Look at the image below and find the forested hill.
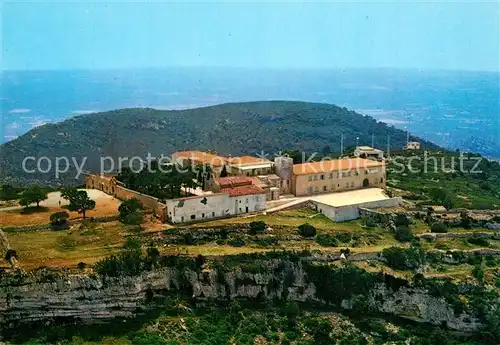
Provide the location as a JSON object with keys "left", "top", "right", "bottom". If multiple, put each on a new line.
{"left": 0, "top": 101, "right": 437, "bottom": 186}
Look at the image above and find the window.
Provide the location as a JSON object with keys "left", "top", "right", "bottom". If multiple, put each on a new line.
{"left": 380, "top": 178, "right": 384, "bottom": 183}
{"left": 202, "top": 213, "right": 205, "bottom": 218}
{"left": 313, "top": 175, "right": 318, "bottom": 181}
{"left": 245, "top": 198, "right": 248, "bottom": 204}
{"left": 320, "top": 174, "right": 324, "bottom": 180}
{"left": 323, "top": 186, "right": 327, "bottom": 191}
{"left": 181, "top": 216, "right": 184, "bottom": 222}
{"left": 239, "top": 200, "right": 241, "bottom": 203}
{"left": 308, "top": 176, "right": 312, "bottom": 181}
{"left": 212, "top": 212, "right": 215, "bottom": 217}
{"left": 190, "top": 215, "right": 196, "bottom": 220}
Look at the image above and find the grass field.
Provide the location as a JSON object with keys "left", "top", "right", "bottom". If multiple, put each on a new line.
{"left": 7, "top": 221, "right": 127, "bottom": 270}
{"left": 4, "top": 206, "right": 499, "bottom": 272}
{"left": 0, "top": 191, "right": 121, "bottom": 227}
{"left": 190, "top": 208, "right": 364, "bottom": 232}
{"left": 0, "top": 205, "right": 120, "bottom": 227}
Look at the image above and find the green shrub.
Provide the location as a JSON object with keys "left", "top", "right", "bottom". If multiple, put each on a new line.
{"left": 315, "top": 234, "right": 339, "bottom": 247}
{"left": 228, "top": 238, "right": 246, "bottom": 247}
{"left": 123, "top": 237, "right": 142, "bottom": 251}
{"left": 118, "top": 198, "right": 143, "bottom": 223}
{"left": 146, "top": 247, "right": 160, "bottom": 263}
{"left": 334, "top": 232, "right": 352, "bottom": 243}
{"left": 394, "top": 226, "right": 413, "bottom": 242}
{"left": 249, "top": 221, "right": 266, "bottom": 235}
{"left": 252, "top": 237, "right": 278, "bottom": 247}
{"left": 431, "top": 222, "right": 448, "bottom": 233}
{"left": 472, "top": 266, "right": 484, "bottom": 282}
{"left": 382, "top": 246, "right": 424, "bottom": 270}
{"left": 4, "top": 249, "right": 17, "bottom": 261}
{"left": 361, "top": 216, "right": 377, "bottom": 228}
{"left": 467, "top": 237, "right": 490, "bottom": 247}
{"left": 298, "top": 223, "right": 317, "bottom": 237}
{"left": 123, "top": 212, "right": 143, "bottom": 225}
{"left": 394, "top": 214, "right": 411, "bottom": 227}
{"left": 50, "top": 211, "right": 70, "bottom": 224}
{"left": 50, "top": 211, "right": 70, "bottom": 230}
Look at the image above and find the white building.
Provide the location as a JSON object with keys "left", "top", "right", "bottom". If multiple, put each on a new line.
{"left": 354, "top": 146, "right": 384, "bottom": 160}
{"left": 406, "top": 142, "right": 421, "bottom": 150}
{"left": 308, "top": 188, "right": 403, "bottom": 222}
{"left": 164, "top": 177, "right": 266, "bottom": 224}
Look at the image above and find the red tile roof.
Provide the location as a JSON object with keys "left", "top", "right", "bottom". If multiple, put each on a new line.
{"left": 221, "top": 184, "right": 265, "bottom": 197}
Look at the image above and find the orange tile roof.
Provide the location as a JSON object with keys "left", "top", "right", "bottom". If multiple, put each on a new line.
{"left": 221, "top": 184, "right": 265, "bottom": 197}
{"left": 293, "top": 158, "right": 385, "bottom": 176}
{"left": 174, "top": 151, "right": 227, "bottom": 167}
{"left": 215, "top": 176, "right": 254, "bottom": 188}
{"left": 227, "top": 155, "right": 271, "bottom": 165}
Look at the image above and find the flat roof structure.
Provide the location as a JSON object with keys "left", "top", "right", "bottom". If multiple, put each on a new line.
{"left": 310, "top": 188, "right": 390, "bottom": 207}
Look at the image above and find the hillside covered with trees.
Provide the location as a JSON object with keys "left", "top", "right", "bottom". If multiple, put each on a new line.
{"left": 0, "top": 101, "right": 436, "bottom": 186}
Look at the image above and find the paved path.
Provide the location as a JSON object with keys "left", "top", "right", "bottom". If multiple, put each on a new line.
{"left": 265, "top": 197, "right": 310, "bottom": 213}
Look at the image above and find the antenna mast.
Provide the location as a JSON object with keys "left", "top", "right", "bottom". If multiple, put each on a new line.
{"left": 387, "top": 135, "right": 391, "bottom": 158}
{"left": 340, "top": 133, "right": 344, "bottom": 156}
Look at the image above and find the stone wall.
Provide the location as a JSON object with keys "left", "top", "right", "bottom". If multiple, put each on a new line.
{"left": 115, "top": 185, "right": 161, "bottom": 211}
{"left": 85, "top": 174, "right": 165, "bottom": 221}
{"left": 2, "top": 215, "right": 121, "bottom": 233}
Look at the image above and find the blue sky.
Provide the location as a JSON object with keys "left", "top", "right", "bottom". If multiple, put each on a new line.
{"left": 2, "top": 1, "right": 499, "bottom": 71}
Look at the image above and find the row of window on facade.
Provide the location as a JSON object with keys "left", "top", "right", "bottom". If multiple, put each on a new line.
{"left": 306, "top": 169, "right": 378, "bottom": 182}
{"left": 177, "top": 206, "right": 253, "bottom": 223}
{"left": 307, "top": 178, "right": 384, "bottom": 194}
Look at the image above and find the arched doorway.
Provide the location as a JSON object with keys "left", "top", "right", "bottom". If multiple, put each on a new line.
{"left": 363, "top": 178, "right": 370, "bottom": 187}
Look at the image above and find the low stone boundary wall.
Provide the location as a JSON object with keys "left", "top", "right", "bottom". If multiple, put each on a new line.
{"left": 2, "top": 215, "right": 121, "bottom": 233}
{"left": 419, "top": 232, "right": 500, "bottom": 240}
{"left": 85, "top": 174, "right": 166, "bottom": 221}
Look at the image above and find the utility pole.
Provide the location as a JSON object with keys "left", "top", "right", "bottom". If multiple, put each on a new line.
{"left": 371, "top": 133, "right": 375, "bottom": 148}
{"left": 340, "top": 133, "right": 344, "bottom": 156}
{"left": 387, "top": 135, "right": 391, "bottom": 158}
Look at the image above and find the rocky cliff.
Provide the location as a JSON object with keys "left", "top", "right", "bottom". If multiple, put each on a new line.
{"left": 0, "top": 255, "right": 487, "bottom": 334}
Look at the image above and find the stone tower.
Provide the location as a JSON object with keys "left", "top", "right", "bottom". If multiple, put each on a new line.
{"left": 274, "top": 156, "right": 294, "bottom": 194}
